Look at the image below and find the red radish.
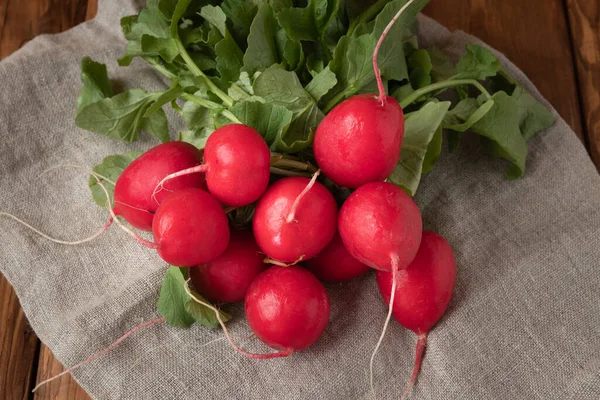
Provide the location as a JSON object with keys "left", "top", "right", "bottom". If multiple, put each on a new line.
{"left": 113, "top": 141, "right": 205, "bottom": 231}
{"left": 338, "top": 181, "right": 422, "bottom": 396}
{"left": 152, "top": 188, "right": 230, "bottom": 266}
{"left": 189, "top": 230, "right": 265, "bottom": 303}
{"left": 313, "top": 94, "right": 404, "bottom": 188}
{"left": 313, "top": 0, "right": 419, "bottom": 190}
{"left": 305, "top": 233, "right": 370, "bottom": 282}
{"left": 155, "top": 124, "right": 271, "bottom": 207}
{"left": 339, "top": 182, "right": 422, "bottom": 272}
{"left": 377, "top": 231, "right": 456, "bottom": 400}
{"left": 252, "top": 174, "right": 337, "bottom": 263}
{"left": 245, "top": 266, "right": 330, "bottom": 351}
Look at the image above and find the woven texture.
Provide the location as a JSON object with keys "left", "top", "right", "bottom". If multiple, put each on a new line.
{"left": 1, "top": 1, "right": 599, "bottom": 399}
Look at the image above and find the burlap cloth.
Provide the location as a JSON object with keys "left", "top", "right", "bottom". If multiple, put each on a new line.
{"left": 1, "top": 1, "right": 599, "bottom": 399}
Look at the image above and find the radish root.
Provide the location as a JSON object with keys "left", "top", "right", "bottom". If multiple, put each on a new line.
{"left": 373, "top": 0, "right": 416, "bottom": 105}
{"left": 369, "top": 254, "right": 399, "bottom": 399}
{"left": 31, "top": 317, "right": 165, "bottom": 393}
{"left": 285, "top": 169, "right": 321, "bottom": 223}
{"left": 0, "top": 213, "right": 113, "bottom": 245}
{"left": 152, "top": 164, "right": 209, "bottom": 204}
{"left": 92, "top": 176, "right": 159, "bottom": 250}
{"left": 184, "top": 279, "right": 293, "bottom": 360}
{"left": 400, "top": 333, "right": 428, "bottom": 400}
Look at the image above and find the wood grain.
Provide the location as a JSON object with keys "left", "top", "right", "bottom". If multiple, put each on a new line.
{"left": 34, "top": 345, "right": 90, "bottom": 400}
{"left": 0, "top": 0, "right": 91, "bottom": 59}
{"left": 0, "top": 277, "right": 39, "bottom": 400}
{"left": 566, "top": 0, "right": 600, "bottom": 167}
{"left": 1, "top": 1, "right": 96, "bottom": 399}
{"left": 423, "top": 0, "right": 586, "bottom": 143}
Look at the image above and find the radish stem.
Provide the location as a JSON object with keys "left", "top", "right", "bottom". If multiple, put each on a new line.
{"left": 400, "top": 79, "right": 493, "bottom": 109}
{"left": 285, "top": 170, "right": 321, "bottom": 223}
{"left": 373, "top": 0, "right": 416, "bottom": 105}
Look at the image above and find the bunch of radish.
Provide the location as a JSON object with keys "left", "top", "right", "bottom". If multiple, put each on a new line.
{"left": 14, "top": 2, "right": 457, "bottom": 398}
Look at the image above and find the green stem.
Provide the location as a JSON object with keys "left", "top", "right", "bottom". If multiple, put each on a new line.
{"left": 323, "top": 86, "right": 357, "bottom": 113}
{"left": 222, "top": 110, "right": 242, "bottom": 124}
{"left": 143, "top": 57, "right": 177, "bottom": 80}
{"left": 179, "top": 93, "right": 241, "bottom": 124}
{"left": 180, "top": 93, "right": 222, "bottom": 110}
{"left": 347, "top": 0, "right": 389, "bottom": 36}
{"left": 176, "top": 41, "right": 234, "bottom": 107}
{"left": 399, "top": 79, "right": 493, "bottom": 109}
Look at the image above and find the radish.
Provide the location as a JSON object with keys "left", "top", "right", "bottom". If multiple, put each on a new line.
{"left": 189, "top": 230, "right": 265, "bottom": 303}
{"left": 376, "top": 231, "right": 456, "bottom": 400}
{"left": 114, "top": 141, "right": 205, "bottom": 231}
{"left": 312, "top": 1, "right": 419, "bottom": 189}
{"left": 155, "top": 124, "right": 271, "bottom": 207}
{"left": 245, "top": 266, "right": 330, "bottom": 352}
{"left": 338, "top": 181, "right": 422, "bottom": 396}
{"left": 152, "top": 188, "right": 230, "bottom": 266}
{"left": 252, "top": 173, "right": 338, "bottom": 263}
{"left": 305, "top": 233, "right": 370, "bottom": 282}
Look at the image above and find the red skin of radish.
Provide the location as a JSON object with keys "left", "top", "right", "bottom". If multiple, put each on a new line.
{"left": 313, "top": 94, "right": 404, "bottom": 189}
{"left": 203, "top": 124, "right": 271, "bottom": 207}
{"left": 152, "top": 188, "right": 230, "bottom": 267}
{"left": 338, "top": 182, "right": 422, "bottom": 272}
{"left": 114, "top": 142, "right": 205, "bottom": 231}
{"left": 189, "top": 230, "right": 265, "bottom": 303}
{"left": 376, "top": 231, "right": 456, "bottom": 334}
{"left": 305, "top": 234, "right": 370, "bottom": 282}
{"left": 245, "top": 266, "right": 330, "bottom": 351}
{"left": 376, "top": 231, "right": 456, "bottom": 398}
{"left": 252, "top": 177, "right": 338, "bottom": 263}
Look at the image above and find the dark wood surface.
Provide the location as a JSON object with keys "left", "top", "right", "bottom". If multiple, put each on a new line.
{"left": 0, "top": 0, "right": 598, "bottom": 399}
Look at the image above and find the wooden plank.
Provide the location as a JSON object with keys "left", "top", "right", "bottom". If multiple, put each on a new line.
{"left": 0, "top": 0, "right": 91, "bottom": 59}
{"left": 34, "top": 345, "right": 90, "bottom": 400}
{"left": 565, "top": 0, "right": 600, "bottom": 168}
{"left": 0, "top": 1, "right": 96, "bottom": 398}
{"left": 423, "top": 0, "right": 586, "bottom": 143}
{"left": 0, "top": 276, "right": 39, "bottom": 400}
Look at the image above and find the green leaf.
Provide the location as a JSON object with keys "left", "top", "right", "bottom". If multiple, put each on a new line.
{"left": 75, "top": 89, "right": 160, "bottom": 143}
{"left": 88, "top": 151, "right": 143, "bottom": 208}
{"left": 445, "top": 98, "right": 495, "bottom": 132}
{"left": 182, "top": 97, "right": 217, "bottom": 148}
{"left": 408, "top": 49, "right": 432, "bottom": 89}
{"left": 133, "top": 1, "right": 171, "bottom": 39}
{"left": 231, "top": 100, "right": 293, "bottom": 145}
{"left": 470, "top": 91, "right": 528, "bottom": 178}
{"left": 158, "top": 267, "right": 196, "bottom": 328}
{"left": 388, "top": 101, "right": 451, "bottom": 195}
{"left": 253, "top": 66, "right": 324, "bottom": 151}
{"left": 305, "top": 66, "right": 338, "bottom": 102}
{"left": 222, "top": 0, "right": 261, "bottom": 43}
{"left": 141, "top": 35, "right": 180, "bottom": 62}
{"left": 140, "top": 108, "right": 171, "bottom": 143}
{"left": 277, "top": 0, "right": 339, "bottom": 42}
{"left": 77, "top": 57, "right": 113, "bottom": 113}
{"left": 242, "top": 4, "right": 280, "bottom": 76}
{"left": 512, "top": 86, "right": 554, "bottom": 140}
{"left": 144, "top": 80, "right": 184, "bottom": 117}
{"left": 427, "top": 47, "right": 454, "bottom": 81}
{"left": 199, "top": 5, "right": 227, "bottom": 36}
{"left": 422, "top": 123, "right": 442, "bottom": 174}
{"left": 171, "top": 0, "right": 193, "bottom": 38}
{"left": 184, "top": 287, "right": 231, "bottom": 329}
{"left": 453, "top": 44, "right": 501, "bottom": 81}
{"left": 215, "top": 30, "right": 245, "bottom": 83}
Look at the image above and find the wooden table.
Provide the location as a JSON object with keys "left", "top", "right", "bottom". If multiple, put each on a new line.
{"left": 0, "top": 0, "right": 598, "bottom": 399}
